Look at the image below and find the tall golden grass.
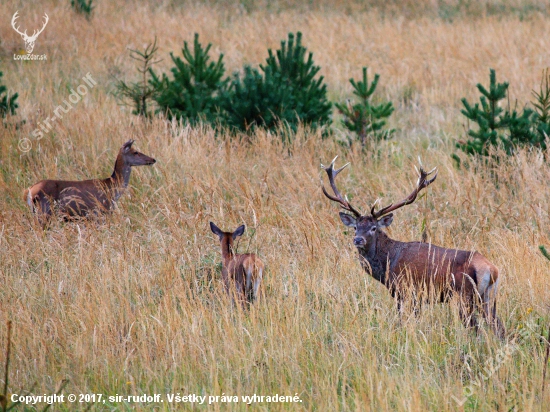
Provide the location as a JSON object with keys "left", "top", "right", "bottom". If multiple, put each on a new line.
{"left": 1, "top": 1, "right": 550, "bottom": 410}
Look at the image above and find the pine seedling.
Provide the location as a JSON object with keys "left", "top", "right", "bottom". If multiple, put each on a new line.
{"left": 540, "top": 245, "right": 550, "bottom": 261}
{"left": 71, "top": 0, "right": 94, "bottom": 20}
{"left": 459, "top": 69, "right": 509, "bottom": 155}
{"left": 539, "top": 245, "right": 550, "bottom": 396}
{"left": 115, "top": 38, "right": 162, "bottom": 118}
{"left": 531, "top": 68, "right": 550, "bottom": 147}
{"left": 459, "top": 68, "right": 541, "bottom": 156}
{"left": 149, "top": 33, "right": 228, "bottom": 125}
{"left": 503, "top": 105, "right": 538, "bottom": 152}
{"left": 0, "top": 71, "right": 18, "bottom": 118}
{"left": 223, "top": 32, "right": 331, "bottom": 137}
{"left": 222, "top": 65, "right": 289, "bottom": 133}
{"left": 261, "top": 32, "right": 332, "bottom": 132}
{"left": 335, "top": 67, "right": 394, "bottom": 147}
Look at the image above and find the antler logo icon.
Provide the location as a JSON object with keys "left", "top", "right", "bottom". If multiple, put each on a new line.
{"left": 11, "top": 11, "right": 49, "bottom": 54}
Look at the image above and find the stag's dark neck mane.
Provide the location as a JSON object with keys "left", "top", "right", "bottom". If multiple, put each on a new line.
{"left": 357, "top": 229, "right": 407, "bottom": 285}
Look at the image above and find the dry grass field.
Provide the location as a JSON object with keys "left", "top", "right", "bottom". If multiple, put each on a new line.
{"left": 1, "top": 0, "right": 550, "bottom": 410}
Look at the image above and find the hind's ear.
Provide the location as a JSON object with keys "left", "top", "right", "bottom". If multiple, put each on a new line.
{"left": 233, "top": 225, "right": 245, "bottom": 239}
{"left": 123, "top": 140, "right": 135, "bottom": 152}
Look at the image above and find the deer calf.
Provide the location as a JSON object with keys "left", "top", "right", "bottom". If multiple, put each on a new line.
{"left": 321, "top": 157, "right": 504, "bottom": 337}
{"left": 24, "top": 140, "right": 156, "bottom": 225}
{"left": 210, "top": 222, "right": 264, "bottom": 306}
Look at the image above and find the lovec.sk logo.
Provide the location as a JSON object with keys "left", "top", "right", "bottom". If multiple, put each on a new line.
{"left": 11, "top": 11, "right": 49, "bottom": 60}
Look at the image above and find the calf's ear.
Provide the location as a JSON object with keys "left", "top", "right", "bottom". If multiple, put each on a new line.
{"left": 122, "top": 140, "right": 135, "bottom": 152}
{"left": 210, "top": 222, "right": 224, "bottom": 239}
{"left": 233, "top": 225, "right": 245, "bottom": 239}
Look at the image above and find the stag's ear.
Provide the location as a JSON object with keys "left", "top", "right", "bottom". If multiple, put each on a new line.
{"left": 123, "top": 140, "right": 135, "bottom": 152}
{"left": 233, "top": 225, "right": 245, "bottom": 239}
{"left": 339, "top": 212, "right": 357, "bottom": 228}
{"left": 378, "top": 214, "right": 394, "bottom": 228}
{"left": 210, "top": 222, "right": 224, "bottom": 239}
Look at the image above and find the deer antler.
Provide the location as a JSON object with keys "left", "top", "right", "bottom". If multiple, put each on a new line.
{"left": 321, "top": 156, "right": 361, "bottom": 217}
{"left": 371, "top": 165, "right": 437, "bottom": 219}
{"left": 11, "top": 11, "right": 27, "bottom": 38}
{"left": 29, "top": 13, "right": 49, "bottom": 40}
{"left": 11, "top": 12, "right": 48, "bottom": 41}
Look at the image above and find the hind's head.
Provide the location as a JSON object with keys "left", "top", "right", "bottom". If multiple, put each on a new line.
{"left": 120, "top": 140, "right": 156, "bottom": 166}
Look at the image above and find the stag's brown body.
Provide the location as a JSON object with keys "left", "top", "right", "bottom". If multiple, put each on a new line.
{"left": 24, "top": 140, "right": 155, "bottom": 224}
{"left": 322, "top": 157, "right": 503, "bottom": 337}
{"left": 357, "top": 225, "right": 499, "bottom": 308}
{"left": 210, "top": 222, "right": 264, "bottom": 305}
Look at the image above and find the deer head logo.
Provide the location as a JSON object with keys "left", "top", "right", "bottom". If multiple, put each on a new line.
{"left": 11, "top": 11, "right": 49, "bottom": 54}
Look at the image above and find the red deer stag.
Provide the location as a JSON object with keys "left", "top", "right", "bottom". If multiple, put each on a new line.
{"left": 24, "top": 140, "right": 156, "bottom": 225}
{"left": 210, "top": 222, "right": 264, "bottom": 307}
{"left": 321, "top": 156, "right": 504, "bottom": 337}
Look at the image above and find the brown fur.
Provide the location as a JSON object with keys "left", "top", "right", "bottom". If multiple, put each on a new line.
{"left": 322, "top": 158, "right": 504, "bottom": 337}
{"left": 24, "top": 140, "right": 155, "bottom": 226}
{"left": 342, "top": 212, "right": 504, "bottom": 338}
{"left": 210, "top": 222, "right": 264, "bottom": 306}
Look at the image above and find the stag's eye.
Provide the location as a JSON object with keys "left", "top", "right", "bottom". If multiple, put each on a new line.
{"left": 370, "top": 227, "right": 376, "bottom": 232}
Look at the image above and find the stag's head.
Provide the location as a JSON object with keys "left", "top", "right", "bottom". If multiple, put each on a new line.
{"left": 339, "top": 213, "right": 394, "bottom": 248}
{"left": 11, "top": 11, "right": 49, "bottom": 54}
{"left": 120, "top": 140, "right": 156, "bottom": 166}
{"left": 321, "top": 156, "right": 437, "bottom": 250}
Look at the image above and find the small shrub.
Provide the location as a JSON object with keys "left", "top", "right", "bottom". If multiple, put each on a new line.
{"left": 531, "top": 69, "right": 550, "bottom": 142}
{"left": 149, "top": 34, "right": 228, "bottom": 125}
{"left": 540, "top": 245, "right": 550, "bottom": 261}
{"left": 223, "top": 32, "right": 331, "bottom": 135}
{"left": 335, "top": 67, "right": 394, "bottom": 147}
{"left": 115, "top": 38, "right": 161, "bottom": 118}
{"left": 71, "top": 0, "right": 94, "bottom": 20}
{"left": 459, "top": 69, "right": 511, "bottom": 155}
{"left": 222, "top": 65, "right": 287, "bottom": 132}
{"left": 261, "top": 32, "right": 331, "bottom": 131}
{"left": 459, "top": 68, "right": 546, "bottom": 156}
{"left": 0, "top": 71, "right": 18, "bottom": 118}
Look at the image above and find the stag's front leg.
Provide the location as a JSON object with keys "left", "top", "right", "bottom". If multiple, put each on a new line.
{"left": 412, "top": 297, "right": 422, "bottom": 317}
{"left": 395, "top": 296, "right": 422, "bottom": 324}
{"left": 393, "top": 290, "right": 407, "bottom": 324}
{"left": 396, "top": 298, "right": 403, "bottom": 316}
{"left": 397, "top": 296, "right": 405, "bottom": 326}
